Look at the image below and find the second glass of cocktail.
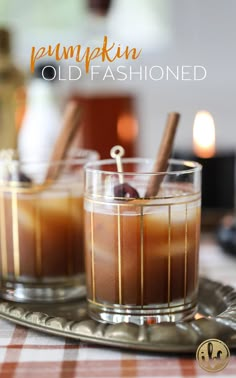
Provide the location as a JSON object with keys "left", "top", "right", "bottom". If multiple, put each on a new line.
{"left": 0, "top": 148, "right": 99, "bottom": 302}
{"left": 84, "top": 156, "right": 202, "bottom": 325}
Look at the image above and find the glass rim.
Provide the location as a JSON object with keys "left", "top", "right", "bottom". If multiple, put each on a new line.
{"left": 0, "top": 148, "right": 99, "bottom": 168}
{"left": 85, "top": 158, "right": 202, "bottom": 176}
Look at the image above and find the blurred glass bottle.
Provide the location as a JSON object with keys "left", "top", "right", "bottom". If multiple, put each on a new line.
{"left": 0, "top": 28, "right": 25, "bottom": 149}
{"left": 70, "top": 0, "right": 138, "bottom": 158}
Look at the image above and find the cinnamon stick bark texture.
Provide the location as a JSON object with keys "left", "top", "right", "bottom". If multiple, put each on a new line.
{"left": 145, "top": 112, "right": 180, "bottom": 198}
{"left": 46, "top": 101, "right": 81, "bottom": 181}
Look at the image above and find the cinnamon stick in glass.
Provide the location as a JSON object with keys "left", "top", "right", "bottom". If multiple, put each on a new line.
{"left": 46, "top": 101, "right": 81, "bottom": 181}
{"left": 145, "top": 112, "right": 180, "bottom": 198}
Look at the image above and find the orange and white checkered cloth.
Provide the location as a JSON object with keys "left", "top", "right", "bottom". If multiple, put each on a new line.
{"left": 0, "top": 235, "right": 236, "bottom": 378}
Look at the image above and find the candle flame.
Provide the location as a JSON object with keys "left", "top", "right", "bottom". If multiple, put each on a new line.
{"left": 193, "top": 111, "right": 216, "bottom": 158}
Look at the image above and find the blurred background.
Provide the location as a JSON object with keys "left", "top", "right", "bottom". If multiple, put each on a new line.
{"left": 1, "top": 0, "right": 236, "bottom": 153}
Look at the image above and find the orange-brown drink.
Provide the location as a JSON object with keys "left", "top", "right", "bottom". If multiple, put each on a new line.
{"left": 84, "top": 158, "right": 202, "bottom": 324}
{"left": 0, "top": 149, "right": 98, "bottom": 302}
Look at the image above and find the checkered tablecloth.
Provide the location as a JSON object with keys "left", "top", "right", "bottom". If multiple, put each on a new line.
{"left": 0, "top": 234, "right": 236, "bottom": 378}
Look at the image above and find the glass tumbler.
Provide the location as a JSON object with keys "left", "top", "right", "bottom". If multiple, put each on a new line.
{"left": 0, "top": 149, "right": 98, "bottom": 302}
{"left": 84, "top": 158, "right": 202, "bottom": 324}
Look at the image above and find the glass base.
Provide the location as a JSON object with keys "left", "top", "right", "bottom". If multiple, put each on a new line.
{"left": 88, "top": 299, "right": 197, "bottom": 325}
{"left": 0, "top": 274, "right": 86, "bottom": 303}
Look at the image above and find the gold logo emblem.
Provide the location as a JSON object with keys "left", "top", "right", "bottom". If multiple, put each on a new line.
{"left": 196, "top": 339, "right": 230, "bottom": 372}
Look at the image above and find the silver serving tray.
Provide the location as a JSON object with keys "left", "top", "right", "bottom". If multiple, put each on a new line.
{"left": 0, "top": 277, "right": 236, "bottom": 353}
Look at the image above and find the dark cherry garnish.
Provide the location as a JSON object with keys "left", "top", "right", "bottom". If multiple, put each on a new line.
{"left": 114, "top": 183, "right": 140, "bottom": 199}
{"left": 18, "top": 171, "right": 32, "bottom": 183}
{"left": 9, "top": 170, "right": 32, "bottom": 184}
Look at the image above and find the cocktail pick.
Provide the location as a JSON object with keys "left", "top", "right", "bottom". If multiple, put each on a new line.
{"left": 110, "top": 145, "right": 125, "bottom": 184}
{"left": 110, "top": 145, "right": 139, "bottom": 198}
{"left": 0, "top": 149, "right": 31, "bottom": 185}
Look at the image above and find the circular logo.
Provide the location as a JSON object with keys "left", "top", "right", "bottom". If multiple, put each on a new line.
{"left": 196, "top": 339, "right": 230, "bottom": 372}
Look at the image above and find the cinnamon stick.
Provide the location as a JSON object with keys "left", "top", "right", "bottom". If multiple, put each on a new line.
{"left": 46, "top": 100, "right": 81, "bottom": 181}
{"left": 145, "top": 112, "right": 180, "bottom": 198}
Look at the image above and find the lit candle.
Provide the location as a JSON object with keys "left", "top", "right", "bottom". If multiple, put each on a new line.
{"left": 174, "top": 110, "right": 235, "bottom": 217}
{"left": 193, "top": 110, "right": 216, "bottom": 158}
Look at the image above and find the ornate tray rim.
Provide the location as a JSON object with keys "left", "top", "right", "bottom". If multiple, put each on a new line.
{"left": 0, "top": 277, "right": 236, "bottom": 353}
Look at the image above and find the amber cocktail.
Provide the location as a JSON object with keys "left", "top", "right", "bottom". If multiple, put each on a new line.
{"left": 0, "top": 149, "right": 98, "bottom": 302}
{"left": 84, "top": 159, "right": 202, "bottom": 324}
